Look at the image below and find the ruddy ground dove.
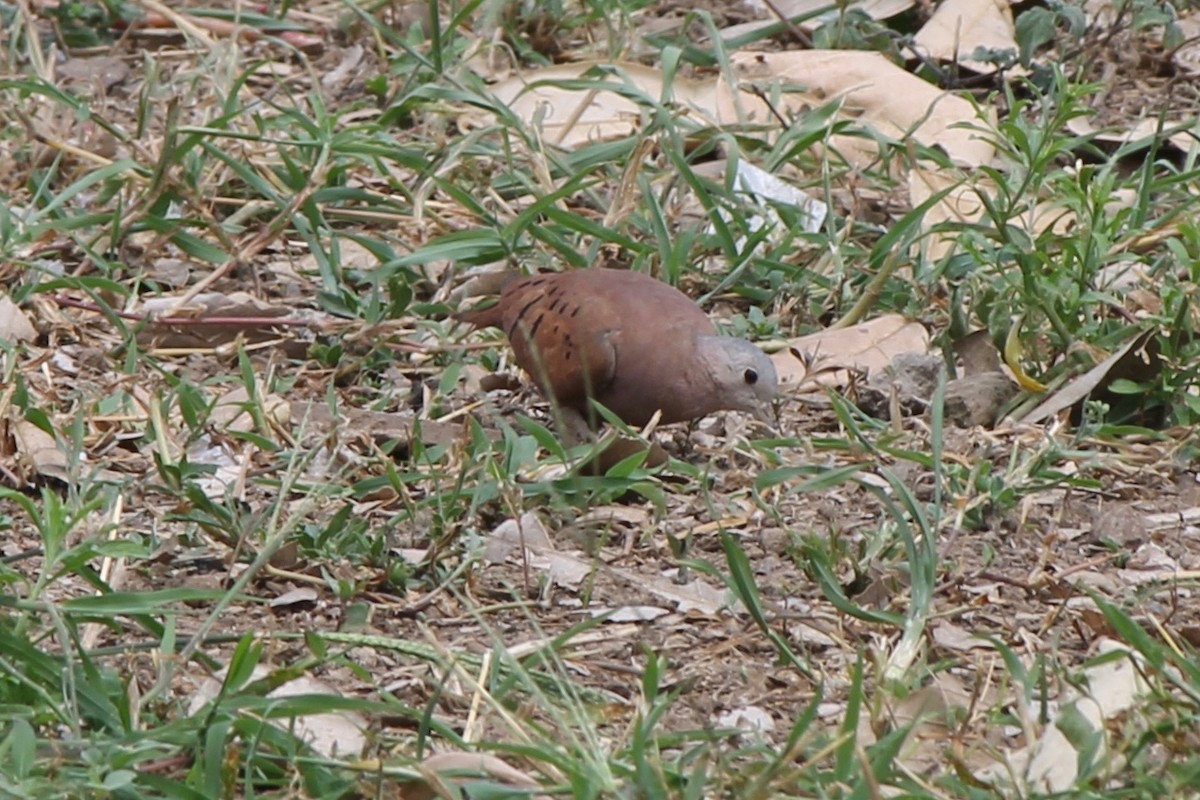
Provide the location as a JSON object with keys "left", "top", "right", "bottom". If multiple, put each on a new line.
{"left": 457, "top": 269, "right": 778, "bottom": 432}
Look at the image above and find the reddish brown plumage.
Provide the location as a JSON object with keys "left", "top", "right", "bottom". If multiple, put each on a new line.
{"left": 457, "top": 269, "right": 782, "bottom": 429}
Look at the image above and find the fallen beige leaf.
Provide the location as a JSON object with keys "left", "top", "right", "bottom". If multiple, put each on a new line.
{"left": 189, "top": 668, "right": 367, "bottom": 759}
{"left": 0, "top": 296, "right": 37, "bottom": 343}
{"left": 979, "top": 640, "right": 1147, "bottom": 791}
{"left": 772, "top": 314, "right": 930, "bottom": 391}
{"left": 914, "top": 0, "right": 1020, "bottom": 74}
{"left": 463, "top": 62, "right": 718, "bottom": 149}
{"left": 715, "top": 51, "right": 995, "bottom": 168}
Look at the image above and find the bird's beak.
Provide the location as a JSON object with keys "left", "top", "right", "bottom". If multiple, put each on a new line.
{"left": 751, "top": 398, "right": 779, "bottom": 428}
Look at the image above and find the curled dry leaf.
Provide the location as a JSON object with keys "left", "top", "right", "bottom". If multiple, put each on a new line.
{"left": 979, "top": 640, "right": 1146, "bottom": 791}
{"left": 1171, "top": 13, "right": 1200, "bottom": 75}
{"left": 718, "top": 0, "right": 916, "bottom": 40}
{"left": 189, "top": 668, "right": 367, "bottom": 759}
{"left": 211, "top": 383, "right": 291, "bottom": 434}
{"left": 12, "top": 419, "right": 122, "bottom": 484}
{"left": 0, "top": 296, "right": 37, "bottom": 343}
{"left": 1016, "top": 328, "right": 1161, "bottom": 425}
{"left": 913, "top": 0, "right": 1020, "bottom": 74}
{"left": 269, "top": 585, "right": 319, "bottom": 609}
{"left": 884, "top": 672, "right": 972, "bottom": 773}
{"left": 593, "top": 605, "right": 671, "bottom": 622}
{"left": 908, "top": 167, "right": 988, "bottom": 262}
{"left": 716, "top": 705, "right": 776, "bottom": 738}
{"left": 462, "top": 62, "right": 718, "bottom": 149}
{"left": 772, "top": 314, "right": 929, "bottom": 392}
{"left": 953, "top": 330, "right": 1002, "bottom": 377}
{"left": 405, "top": 752, "right": 546, "bottom": 800}
{"left": 716, "top": 51, "right": 995, "bottom": 168}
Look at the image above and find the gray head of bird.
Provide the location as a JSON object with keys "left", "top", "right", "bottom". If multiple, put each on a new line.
{"left": 699, "top": 336, "right": 779, "bottom": 423}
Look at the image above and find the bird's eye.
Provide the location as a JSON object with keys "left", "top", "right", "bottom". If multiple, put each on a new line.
{"left": 743, "top": 368, "right": 758, "bottom": 385}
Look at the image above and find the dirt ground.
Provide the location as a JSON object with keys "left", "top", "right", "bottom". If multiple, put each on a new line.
{"left": 4, "top": 0, "right": 1200, "bottom": 789}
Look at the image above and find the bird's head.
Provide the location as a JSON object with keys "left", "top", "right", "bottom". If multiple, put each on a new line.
{"left": 702, "top": 337, "right": 779, "bottom": 424}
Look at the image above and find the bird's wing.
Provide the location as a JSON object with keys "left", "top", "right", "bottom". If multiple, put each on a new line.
{"left": 501, "top": 276, "right": 618, "bottom": 412}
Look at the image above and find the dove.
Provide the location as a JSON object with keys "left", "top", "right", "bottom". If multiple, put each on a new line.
{"left": 456, "top": 269, "right": 777, "bottom": 434}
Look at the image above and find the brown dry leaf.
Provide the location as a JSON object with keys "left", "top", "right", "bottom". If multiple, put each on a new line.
{"left": 931, "top": 620, "right": 989, "bottom": 652}
{"left": 269, "top": 585, "right": 319, "bottom": 609}
{"left": 1172, "top": 13, "right": 1200, "bottom": 76}
{"left": 403, "top": 752, "right": 546, "bottom": 800}
{"left": 13, "top": 419, "right": 68, "bottom": 481}
{"left": 889, "top": 672, "right": 972, "bottom": 772}
{"left": 715, "top": 51, "right": 995, "bottom": 168}
{"left": 189, "top": 668, "right": 367, "bottom": 759}
{"left": 320, "top": 44, "right": 367, "bottom": 96}
{"left": 908, "top": 167, "right": 988, "bottom": 261}
{"left": 772, "top": 314, "right": 929, "bottom": 392}
{"left": 719, "top": 0, "right": 915, "bottom": 40}
{"left": 979, "top": 640, "right": 1145, "bottom": 791}
{"left": 0, "top": 296, "right": 37, "bottom": 343}
{"left": 137, "top": 291, "right": 302, "bottom": 350}
{"left": 912, "top": 166, "right": 1141, "bottom": 262}
{"left": 1116, "top": 543, "right": 1179, "bottom": 586}
{"left": 12, "top": 419, "right": 121, "bottom": 483}
{"left": 716, "top": 705, "right": 776, "bottom": 739}
{"left": 211, "top": 383, "right": 290, "bottom": 434}
{"left": 185, "top": 439, "right": 248, "bottom": 502}
{"left": 484, "top": 511, "right": 553, "bottom": 563}
{"left": 913, "top": 0, "right": 1020, "bottom": 74}
{"left": 289, "top": 401, "right": 466, "bottom": 451}
{"left": 627, "top": 567, "right": 730, "bottom": 615}
{"left": 1017, "top": 329, "right": 1160, "bottom": 424}
{"left": 294, "top": 236, "right": 381, "bottom": 273}
{"left": 462, "top": 62, "right": 718, "bottom": 149}
{"left": 482, "top": 513, "right": 729, "bottom": 613}
{"left": 598, "top": 605, "right": 671, "bottom": 622}
{"left": 57, "top": 56, "right": 131, "bottom": 92}
{"left": 483, "top": 512, "right": 592, "bottom": 589}
{"left": 1066, "top": 115, "right": 1197, "bottom": 156}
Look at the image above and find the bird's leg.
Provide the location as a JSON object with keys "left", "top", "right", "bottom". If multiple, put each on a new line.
{"left": 559, "top": 407, "right": 593, "bottom": 447}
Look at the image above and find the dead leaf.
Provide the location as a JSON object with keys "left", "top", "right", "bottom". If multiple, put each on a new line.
{"left": 211, "top": 383, "right": 290, "bottom": 433}
{"left": 189, "top": 668, "right": 367, "bottom": 759}
{"left": 908, "top": 167, "right": 989, "bottom": 261}
{"left": 773, "top": 314, "right": 929, "bottom": 392}
{"left": 485, "top": 512, "right": 553, "bottom": 563}
{"left": 931, "top": 621, "right": 989, "bottom": 652}
{"left": 57, "top": 56, "right": 131, "bottom": 91}
{"left": 980, "top": 640, "right": 1146, "bottom": 791}
{"left": 594, "top": 605, "right": 670, "bottom": 622}
{"left": 1066, "top": 115, "right": 1197, "bottom": 155}
{"left": 0, "top": 296, "right": 37, "bottom": 343}
{"left": 12, "top": 419, "right": 121, "bottom": 483}
{"left": 270, "top": 586, "right": 319, "bottom": 609}
{"left": 1017, "top": 329, "right": 1161, "bottom": 424}
{"left": 914, "top": 0, "right": 1020, "bottom": 74}
{"left": 716, "top": 51, "right": 995, "bottom": 168}
{"left": 716, "top": 705, "right": 776, "bottom": 737}
{"left": 403, "top": 752, "right": 546, "bottom": 800}
{"left": 136, "top": 291, "right": 305, "bottom": 350}
{"left": 719, "top": 0, "right": 915, "bottom": 41}
{"left": 289, "top": 401, "right": 467, "bottom": 453}
{"left": 463, "top": 62, "right": 718, "bottom": 149}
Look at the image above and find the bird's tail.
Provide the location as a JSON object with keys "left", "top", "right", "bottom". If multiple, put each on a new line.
{"left": 451, "top": 270, "right": 522, "bottom": 328}
{"left": 452, "top": 302, "right": 504, "bottom": 328}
